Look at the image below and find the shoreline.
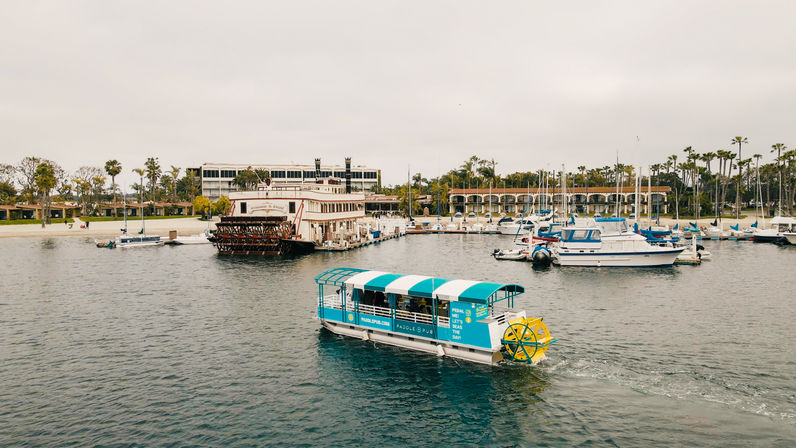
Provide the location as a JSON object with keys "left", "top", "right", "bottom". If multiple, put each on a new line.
{"left": 0, "top": 214, "right": 780, "bottom": 239}
{"left": 0, "top": 216, "right": 218, "bottom": 239}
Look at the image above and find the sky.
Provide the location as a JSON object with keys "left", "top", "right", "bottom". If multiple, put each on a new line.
{"left": 2, "top": 1, "right": 795, "bottom": 187}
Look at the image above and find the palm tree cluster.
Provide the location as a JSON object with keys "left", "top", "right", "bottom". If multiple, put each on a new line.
{"left": 380, "top": 140, "right": 796, "bottom": 216}
{"left": 1, "top": 156, "right": 203, "bottom": 218}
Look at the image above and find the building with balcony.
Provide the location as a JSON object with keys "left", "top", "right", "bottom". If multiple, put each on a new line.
{"left": 448, "top": 186, "right": 672, "bottom": 215}
{"left": 195, "top": 160, "right": 380, "bottom": 199}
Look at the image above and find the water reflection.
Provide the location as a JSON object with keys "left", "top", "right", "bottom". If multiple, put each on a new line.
{"left": 315, "top": 328, "right": 551, "bottom": 444}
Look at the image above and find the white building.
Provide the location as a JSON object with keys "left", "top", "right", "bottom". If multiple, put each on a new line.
{"left": 196, "top": 161, "right": 380, "bottom": 199}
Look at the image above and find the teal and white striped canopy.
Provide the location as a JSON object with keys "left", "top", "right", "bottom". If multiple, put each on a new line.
{"left": 315, "top": 267, "right": 524, "bottom": 304}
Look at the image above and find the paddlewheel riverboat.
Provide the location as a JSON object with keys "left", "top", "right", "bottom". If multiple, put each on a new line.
{"left": 315, "top": 268, "right": 556, "bottom": 365}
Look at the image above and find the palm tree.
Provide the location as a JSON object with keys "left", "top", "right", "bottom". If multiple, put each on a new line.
{"left": 771, "top": 143, "right": 786, "bottom": 215}
{"left": 169, "top": 166, "right": 180, "bottom": 201}
{"left": 132, "top": 168, "right": 146, "bottom": 205}
{"left": 731, "top": 136, "right": 748, "bottom": 218}
{"left": 144, "top": 157, "right": 161, "bottom": 202}
{"left": 104, "top": 160, "right": 122, "bottom": 216}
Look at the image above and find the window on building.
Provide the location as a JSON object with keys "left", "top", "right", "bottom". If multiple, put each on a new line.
{"left": 289, "top": 202, "right": 295, "bottom": 213}
{"left": 364, "top": 171, "right": 377, "bottom": 179}
{"left": 320, "top": 170, "right": 332, "bottom": 178}
{"left": 333, "top": 171, "right": 346, "bottom": 178}
{"left": 352, "top": 171, "right": 363, "bottom": 179}
{"left": 203, "top": 169, "right": 219, "bottom": 178}
{"left": 271, "top": 170, "right": 286, "bottom": 178}
{"left": 287, "top": 170, "right": 302, "bottom": 179}
{"left": 303, "top": 171, "right": 315, "bottom": 178}
{"left": 220, "top": 170, "right": 236, "bottom": 178}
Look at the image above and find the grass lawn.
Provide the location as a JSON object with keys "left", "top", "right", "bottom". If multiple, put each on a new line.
{"left": 0, "top": 218, "right": 75, "bottom": 225}
{"left": 80, "top": 215, "right": 201, "bottom": 222}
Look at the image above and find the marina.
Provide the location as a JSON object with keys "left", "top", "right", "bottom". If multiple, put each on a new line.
{"left": 2, "top": 234, "right": 794, "bottom": 446}
{"left": 3, "top": 2, "right": 796, "bottom": 445}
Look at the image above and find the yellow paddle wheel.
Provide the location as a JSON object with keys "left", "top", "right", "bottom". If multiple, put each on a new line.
{"left": 501, "top": 317, "right": 556, "bottom": 364}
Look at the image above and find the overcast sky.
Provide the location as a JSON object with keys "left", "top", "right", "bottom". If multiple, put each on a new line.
{"left": 2, "top": 1, "right": 795, "bottom": 186}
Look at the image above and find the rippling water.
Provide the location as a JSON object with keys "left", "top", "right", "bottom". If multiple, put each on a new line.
{"left": 1, "top": 235, "right": 794, "bottom": 446}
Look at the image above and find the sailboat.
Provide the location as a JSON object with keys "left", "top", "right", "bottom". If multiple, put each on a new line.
{"left": 115, "top": 193, "right": 163, "bottom": 248}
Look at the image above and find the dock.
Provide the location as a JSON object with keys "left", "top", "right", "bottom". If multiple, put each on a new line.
{"left": 314, "top": 232, "right": 405, "bottom": 251}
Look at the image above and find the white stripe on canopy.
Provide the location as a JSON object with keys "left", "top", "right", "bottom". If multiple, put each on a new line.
{"left": 383, "top": 275, "right": 431, "bottom": 296}
{"left": 433, "top": 279, "right": 480, "bottom": 302}
{"left": 344, "top": 271, "right": 388, "bottom": 290}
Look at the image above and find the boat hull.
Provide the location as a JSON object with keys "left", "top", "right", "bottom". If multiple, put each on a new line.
{"left": 753, "top": 234, "right": 784, "bottom": 243}
{"left": 555, "top": 248, "right": 683, "bottom": 267}
{"left": 321, "top": 320, "right": 504, "bottom": 365}
{"left": 117, "top": 241, "right": 164, "bottom": 248}
{"left": 784, "top": 233, "right": 796, "bottom": 245}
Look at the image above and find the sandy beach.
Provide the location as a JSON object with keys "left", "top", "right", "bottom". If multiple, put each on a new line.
{"left": 0, "top": 217, "right": 218, "bottom": 239}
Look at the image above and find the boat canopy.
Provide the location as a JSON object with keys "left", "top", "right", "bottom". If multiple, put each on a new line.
{"left": 314, "top": 267, "right": 524, "bottom": 305}
{"left": 595, "top": 217, "right": 626, "bottom": 222}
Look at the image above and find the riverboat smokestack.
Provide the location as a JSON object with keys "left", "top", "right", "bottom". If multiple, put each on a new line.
{"left": 345, "top": 157, "right": 352, "bottom": 193}
{"left": 315, "top": 158, "right": 321, "bottom": 182}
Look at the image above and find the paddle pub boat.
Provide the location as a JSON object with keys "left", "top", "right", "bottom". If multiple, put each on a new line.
{"left": 315, "top": 268, "right": 556, "bottom": 365}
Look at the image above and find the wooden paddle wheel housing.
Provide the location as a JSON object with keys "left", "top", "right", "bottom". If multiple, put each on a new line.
{"left": 211, "top": 216, "right": 292, "bottom": 255}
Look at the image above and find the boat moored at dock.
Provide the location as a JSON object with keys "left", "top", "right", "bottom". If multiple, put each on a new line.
{"left": 552, "top": 225, "right": 684, "bottom": 267}
{"left": 315, "top": 268, "right": 555, "bottom": 365}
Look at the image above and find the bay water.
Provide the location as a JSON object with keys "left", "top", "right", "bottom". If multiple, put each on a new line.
{"left": 1, "top": 235, "right": 794, "bottom": 446}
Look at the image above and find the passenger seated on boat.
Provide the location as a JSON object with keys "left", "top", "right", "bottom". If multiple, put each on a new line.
{"left": 360, "top": 290, "right": 375, "bottom": 306}
{"left": 373, "top": 292, "right": 387, "bottom": 308}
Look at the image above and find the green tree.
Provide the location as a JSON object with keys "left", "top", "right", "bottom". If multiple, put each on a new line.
{"left": 193, "top": 195, "right": 212, "bottom": 218}
{"left": 104, "top": 160, "right": 122, "bottom": 214}
{"left": 144, "top": 157, "right": 161, "bottom": 201}
{"left": 16, "top": 156, "right": 41, "bottom": 203}
{"left": 132, "top": 168, "right": 146, "bottom": 204}
{"left": 233, "top": 169, "right": 261, "bottom": 190}
{"left": 771, "top": 143, "right": 786, "bottom": 214}
{"left": 0, "top": 181, "right": 17, "bottom": 204}
{"left": 34, "top": 162, "right": 57, "bottom": 227}
{"left": 177, "top": 169, "right": 201, "bottom": 201}
{"left": 73, "top": 166, "right": 102, "bottom": 215}
{"left": 253, "top": 169, "right": 271, "bottom": 184}
{"left": 169, "top": 166, "right": 180, "bottom": 200}
{"left": 214, "top": 196, "right": 231, "bottom": 215}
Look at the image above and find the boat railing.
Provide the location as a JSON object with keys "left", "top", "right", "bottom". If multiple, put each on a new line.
{"left": 356, "top": 303, "right": 392, "bottom": 318}
{"left": 321, "top": 296, "right": 451, "bottom": 327}
{"left": 395, "top": 309, "right": 434, "bottom": 325}
{"left": 322, "top": 294, "right": 343, "bottom": 310}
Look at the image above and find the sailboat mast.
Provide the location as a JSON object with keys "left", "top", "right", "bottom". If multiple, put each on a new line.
{"left": 407, "top": 165, "right": 411, "bottom": 220}
{"left": 647, "top": 166, "right": 652, "bottom": 227}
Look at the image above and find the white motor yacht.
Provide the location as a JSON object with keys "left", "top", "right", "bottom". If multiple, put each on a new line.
{"left": 552, "top": 226, "right": 684, "bottom": 267}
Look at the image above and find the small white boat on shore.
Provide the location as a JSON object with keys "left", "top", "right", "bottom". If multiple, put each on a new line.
{"left": 170, "top": 229, "right": 213, "bottom": 245}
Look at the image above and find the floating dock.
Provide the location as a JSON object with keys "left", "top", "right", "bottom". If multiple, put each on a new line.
{"left": 314, "top": 232, "right": 404, "bottom": 251}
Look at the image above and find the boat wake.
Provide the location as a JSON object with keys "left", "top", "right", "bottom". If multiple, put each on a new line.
{"left": 544, "top": 355, "right": 796, "bottom": 424}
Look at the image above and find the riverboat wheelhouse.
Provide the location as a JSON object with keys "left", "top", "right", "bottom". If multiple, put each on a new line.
{"left": 315, "top": 268, "right": 556, "bottom": 365}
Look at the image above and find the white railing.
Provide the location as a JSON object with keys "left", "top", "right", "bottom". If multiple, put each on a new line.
{"left": 395, "top": 309, "right": 434, "bottom": 325}
{"left": 356, "top": 303, "right": 392, "bottom": 318}
{"left": 320, "top": 296, "right": 450, "bottom": 327}
{"left": 321, "top": 294, "right": 343, "bottom": 310}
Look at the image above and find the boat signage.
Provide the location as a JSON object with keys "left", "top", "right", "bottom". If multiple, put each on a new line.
{"left": 394, "top": 320, "right": 434, "bottom": 338}
{"left": 450, "top": 302, "right": 490, "bottom": 347}
{"left": 358, "top": 315, "right": 391, "bottom": 330}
